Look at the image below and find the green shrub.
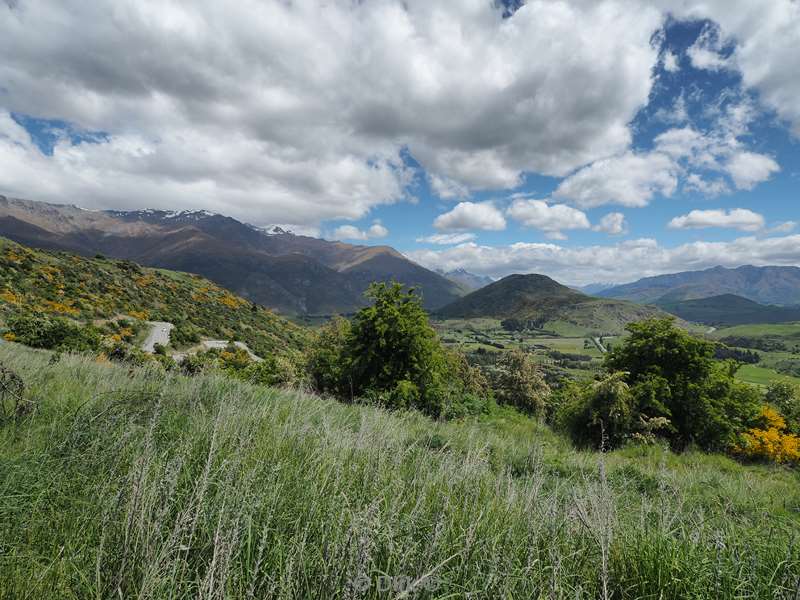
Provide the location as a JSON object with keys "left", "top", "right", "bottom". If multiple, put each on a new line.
{"left": 306, "top": 316, "right": 351, "bottom": 397}
{"left": 6, "top": 312, "right": 101, "bottom": 353}
{"left": 560, "top": 319, "right": 761, "bottom": 451}
{"left": 307, "top": 283, "right": 490, "bottom": 418}
{"left": 180, "top": 352, "right": 214, "bottom": 375}
{"left": 489, "top": 350, "right": 550, "bottom": 416}
{"left": 241, "top": 354, "right": 298, "bottom": 388}
{"left": 765, "top": 381, "right": 800, "bottom": 434}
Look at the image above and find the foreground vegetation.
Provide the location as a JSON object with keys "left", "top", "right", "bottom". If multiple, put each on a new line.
{"left": 0, "top": 343, "right": 799, "bottom": 598}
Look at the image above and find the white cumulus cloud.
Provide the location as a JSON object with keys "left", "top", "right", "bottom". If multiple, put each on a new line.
{"left": 0, "top": 0, "right": 666, "bottom": 222}
{"left": 333, "top": 221, "right": 389, "bottom": 241}
{"left": 407, "top": 233, "right": 800, "bottom": 286}
{"left": 553, "top": 151, "right": 678, "bottom": 208}
{"left": 416, "top": 232, "right": 477, "bottom": 245}
{"left": 433, "top": 201, "right": 506, "bottom": 232}
{"left": 668, "top": 208, "right": 765, "bottom": 232}
{"left": 593, "top": 212, "right": 628, "bottom": 236}
{"left": 507, "top": 198, "right": 590, "bottom": 239}
{"left": 726, "top": 151, "right": 781, "bottom": 191}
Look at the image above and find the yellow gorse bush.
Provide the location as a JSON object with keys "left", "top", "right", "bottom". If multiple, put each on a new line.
{"left": 736, "top": 405, "right": 800, "bottom": 464}
{"left": 0, "top": 289, "right": 21, "bottom": 304}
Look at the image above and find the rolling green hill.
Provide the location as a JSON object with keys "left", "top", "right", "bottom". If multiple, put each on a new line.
{"left": 437, "top": 273, "right": 665, "bottom": 334}
{"left": 658, "top": 293, "right": 800, "bottom": 326}
{"left": 0, "top": 237, "right": 309, "bottom": 356}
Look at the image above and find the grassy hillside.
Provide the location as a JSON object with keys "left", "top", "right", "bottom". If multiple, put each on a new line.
{"left": 0, "top": 237, "right": 309, "bottom": 356}
{"left": 0, "top": 344, "right": 798, "bottom": 598}
{"left": 438, "top": 274, "right": 664, "bottom": 335}
{"left": 658, "top": 293, "right": 800, "bottom": 326}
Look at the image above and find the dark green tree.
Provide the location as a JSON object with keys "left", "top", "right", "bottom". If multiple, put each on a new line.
{"left": 565, "top": 318, "right": 761, "bottom": 450}
{"left": 346, "top": 283, "right": 446, "bottom": 408}
{"left": 308, "top": 283, "right": 489, "bottom": 417}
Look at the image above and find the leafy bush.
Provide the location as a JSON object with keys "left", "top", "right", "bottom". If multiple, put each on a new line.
{"left": 307, "top": 283, "right": 490, "bottom": 418}
{"left": 6, "top": 312, "right": 102, "bottom": 353}
{"left": 179, "top": 352, "right": 214, "bottom": 375}
{"left": 306, "top": 316, "right": 351, "bottom": 397}
{"left": 489, "top": 350, "right": 550, "bottom": 416}
{"left": 241, "top": 354, "right": 299, "bottom": 388}
{"left": 556, "top": 372, "right": 674, "bottom": 449}
{"left": 735, "top": 406, "right": 800, "bottom": 464}
{"left": 559, "top": 319, "right": 761, "bottom": 451}
{"left": 104, "top": 341, "right": 176, "bottom": 371}
{"left": 765, "top": 381, "right": 800, "bottom": 434}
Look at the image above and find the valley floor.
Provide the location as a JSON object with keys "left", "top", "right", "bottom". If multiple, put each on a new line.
{"left": 0, "top": 344, "right": 799, "bottom": 598}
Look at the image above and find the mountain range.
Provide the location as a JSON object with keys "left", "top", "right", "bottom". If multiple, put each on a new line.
{"left": 0, "top": 196, "right": 463, "bottom": 315}
{"left": 598, "top": 265, "right": 800, "bottom": 307}
{"left": 437, "top": 273, "right": 666, "bottom": 334}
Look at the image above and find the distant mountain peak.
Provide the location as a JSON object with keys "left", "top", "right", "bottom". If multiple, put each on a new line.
{"left": 599, "top": 265, "right": 800, "bottom": 307}
{"left": 261, "top": 225, "right": 295, "bottom": 236}
{"left": 435, "top": 268, "right": 494, "bottom": 292}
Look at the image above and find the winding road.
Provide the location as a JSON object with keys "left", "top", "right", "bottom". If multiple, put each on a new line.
{"left": 592, "top": 337, "right": 608, "bottom": 353}
{"left": 141, "top": 321, "right": 262, "bottom": 362}
{"left": 141, "top": 321, "right": 174, "bottom": 353}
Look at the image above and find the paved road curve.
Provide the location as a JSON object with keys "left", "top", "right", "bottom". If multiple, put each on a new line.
{"left": 142, "top": 321, "right": 174, "bottom": 353}
{"left": 197, "top": 340, "right": 263, "bottom": 362}
{"left": 171, "top": 340, "right": 263, "bottom": 363}
{"left": 592, "top": 337, "right": 608, "bottom": 353}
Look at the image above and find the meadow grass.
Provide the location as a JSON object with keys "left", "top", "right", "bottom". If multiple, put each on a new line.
{"left": 735, "top": 364, "right": 800, "bottom": 387}
{"left": 712, "top": 322, "right": 800, "bottom": 339}
{"left": 0, "top": 343, "right": 799, "bottom": 599}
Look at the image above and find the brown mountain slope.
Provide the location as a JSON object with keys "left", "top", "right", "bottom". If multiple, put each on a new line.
{"left": 0, "top": 195, "right": 464, "bottom": 315}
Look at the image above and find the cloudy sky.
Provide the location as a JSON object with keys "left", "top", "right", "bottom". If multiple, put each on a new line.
{"left": 1, "top": 0, "right": 798, "bottom": 285}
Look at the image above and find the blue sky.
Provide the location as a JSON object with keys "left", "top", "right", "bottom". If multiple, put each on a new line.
{"left": 1, "top": 1, "right": 798, "bottom": 284}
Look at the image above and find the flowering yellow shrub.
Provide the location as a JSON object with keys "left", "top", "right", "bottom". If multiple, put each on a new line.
{"left": 736, "top": 406, "right": 800, "bottom": 464}
{"left": 128, "top": 310, "right": 149, "bottom": 320}
{"left": 0, "top": 289, "right": 21, "bottom": 304}
{"left": 40, "top": 299, "right": 80, "bottom": 316}
{"left": 4, "top": 249, "right": 28, "bottom": 263}
{"left": 3, "top": 332, "right": 16, "bottom": 342}
{"left": 134, "top": 274, "right": 155, "bottom": 287}
{"left": 219, "top": 291, "right": 247, "bottom": 309}
{"left": 37, "top": 265, "right": 62, "bottom": 283}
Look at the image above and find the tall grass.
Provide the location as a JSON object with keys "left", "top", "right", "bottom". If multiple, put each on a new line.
{"left": 0, "top": 344, "right": 798, "bottom": 598}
